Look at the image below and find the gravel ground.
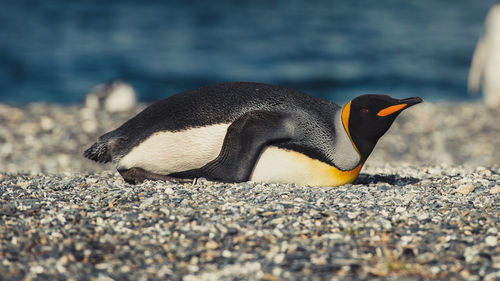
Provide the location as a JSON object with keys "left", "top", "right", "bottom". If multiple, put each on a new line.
{"left": 0, "top": 101, "right": 499, "bottom": 280}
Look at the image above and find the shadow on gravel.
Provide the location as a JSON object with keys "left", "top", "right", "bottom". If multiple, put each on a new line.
{"left": 354, "top": 173, "right": 420, "bottom": 186}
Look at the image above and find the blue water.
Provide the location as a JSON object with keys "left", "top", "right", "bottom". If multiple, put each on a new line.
{"left": 0, "top": 0, "right": 496, "bottom": 104}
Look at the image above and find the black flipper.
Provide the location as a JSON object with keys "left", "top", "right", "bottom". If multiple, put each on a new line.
{"left": 84, "top": 132, "right": 126, "bottom": 163}
{"left": 171, "top": 110, "right": 296, "bottom": 182}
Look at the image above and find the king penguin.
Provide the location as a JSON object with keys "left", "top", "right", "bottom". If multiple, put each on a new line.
{"left": 84, "top": 82, "right": 422, "bottom": 187}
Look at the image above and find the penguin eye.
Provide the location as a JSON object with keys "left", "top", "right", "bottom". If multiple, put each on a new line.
{"left": 360, "top": 108, "right": 369, "bottom": 114}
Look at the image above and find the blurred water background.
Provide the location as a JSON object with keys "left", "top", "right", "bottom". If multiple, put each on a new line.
{"left": 0, "top": 0, "right": 496, "bottom": 104}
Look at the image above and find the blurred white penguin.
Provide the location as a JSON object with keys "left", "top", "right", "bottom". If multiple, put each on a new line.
{"left": 85, "top": 80, "right": 137, "bottom": 113}
{"left": 469, "top": 4, "right": 500, "bottom": 108}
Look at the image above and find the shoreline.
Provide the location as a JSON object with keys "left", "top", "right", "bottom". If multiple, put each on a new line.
{"left": 1, "top": 101, "right": 499, "bottom": 280}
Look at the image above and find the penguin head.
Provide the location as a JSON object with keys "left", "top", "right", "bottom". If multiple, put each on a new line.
{"left": 342, "top": 94, "right": 423, "bottom": 161}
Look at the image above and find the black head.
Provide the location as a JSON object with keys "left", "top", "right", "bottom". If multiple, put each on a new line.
{"left": 342, "top": 94, "right": 423, "bottom": 162}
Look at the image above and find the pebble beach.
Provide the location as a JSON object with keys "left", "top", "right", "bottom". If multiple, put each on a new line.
{"left": 0, "top": 101, "right": 499, "bottom": 280}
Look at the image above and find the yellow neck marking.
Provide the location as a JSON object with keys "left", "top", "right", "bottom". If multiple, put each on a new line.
{"left": 290, "top": 150, "right": 364, "bottom": 187}
{"left": 341, "top": 101, "right": 360, "bottom": 155}
{"left": 325, "top": 161, "right": 363, "bottom": 187}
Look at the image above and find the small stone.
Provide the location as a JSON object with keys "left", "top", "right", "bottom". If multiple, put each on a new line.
{"left": 96, "top": 273, "right": 115, "bottom": 281}
{"left": 262, "top": 273, "right": 279, "bottom": 281}
{"left": 272, "top": 267, "right": 283, "bottom": 277}
{"left": 187, "top": 264, "right": 199, "bottom": 272}
{"left": 347, "top": 212, "right": 359, "bottom": 219}
{"left": 159, "top": 208, "right": 170, "bottom": 216}
{"left": 487, "top": 227, "right": 498, "bottom": 234}
{"left": 401, "top": 235, "right": 412, "bottom": 243}
{"left": 31, "top": 265, "right": 44, "bottom": 274}
{"left": 395, "top": 206, "right": 406, "bottom": 213}
{"left": 484, "top": 271, "right": 500, "bottom": 281}
{"left": 118, "top": 265, "right": 130, "bottom": 273}
{"left": 86, "top": 177, "right": 98, "bottom": 184}
{"left": 417, "top": 252, "right": 437, "bottom": 264}
{"left": 417, "top": 213, "right": 429, "bottom": 221}
{"left": 139, "top": 197, "right": 155, "bottom": 210}
{"left": 456, "top": 184, "right": 474, "bottom": 195}
{"left": 460, "top": 269, "right": 471, "bottom": 279}
{"left": 261, "top": 211, "right": 276, "bottom": 217}
{"left": 205, "top": 240, "right": 218, "bottom": 250}
{"left": 464, "top": 247, "right": 480, "bottom": 263}
{"left": 256, "top": 196, "right": 267, "bottom": 203}
{"left": 273, "top": 253, "right": 285, "bottom": 264}
{"left": 82, "top": 119, "right": 97, "bottom": 133}
{"left": 430, "top": 266, "right": 440, "bottom": 275}
{"left": 96, "top": 217, "right": 104, "bottom": 225}
{"left": 485, "top": 236, "right": 497, "bottom": 247}
{"left": 40, "top": 116, "right": 54, "bottom": 131}
{"left": 490, "top": 186, "right": 500, "bottom": 194}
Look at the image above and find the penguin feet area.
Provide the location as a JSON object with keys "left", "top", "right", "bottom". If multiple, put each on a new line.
{"left": 0, "top": 101, "right": 499, "bottom": 280}
{"left": 118, "top": 167, "right": 193, "bottom": 185}
{"left": 354, "top": 173, "right": 421, "bottom": 186}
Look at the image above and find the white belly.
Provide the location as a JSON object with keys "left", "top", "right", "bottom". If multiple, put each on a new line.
{"left": 117, "top": 123, "right": 229, "bottom": 174}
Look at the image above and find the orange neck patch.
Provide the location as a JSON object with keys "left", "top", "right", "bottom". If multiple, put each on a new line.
{"left": 341, "top": 101, "right": 360, "bottom": 155}
{"left": 341, "top": 101, "right": 351, "bottom": 136}
{"left": 377, "top": 104, "right": 407, "bottom": 117}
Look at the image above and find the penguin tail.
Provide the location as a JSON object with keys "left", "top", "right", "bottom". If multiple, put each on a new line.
{"left": 84, "top": 132, "right": 126, "bottom": 163}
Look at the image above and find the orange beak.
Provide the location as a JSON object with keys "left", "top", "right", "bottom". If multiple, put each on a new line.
{"left": 377, "top": 97, "right": 423, "bottom": 117}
